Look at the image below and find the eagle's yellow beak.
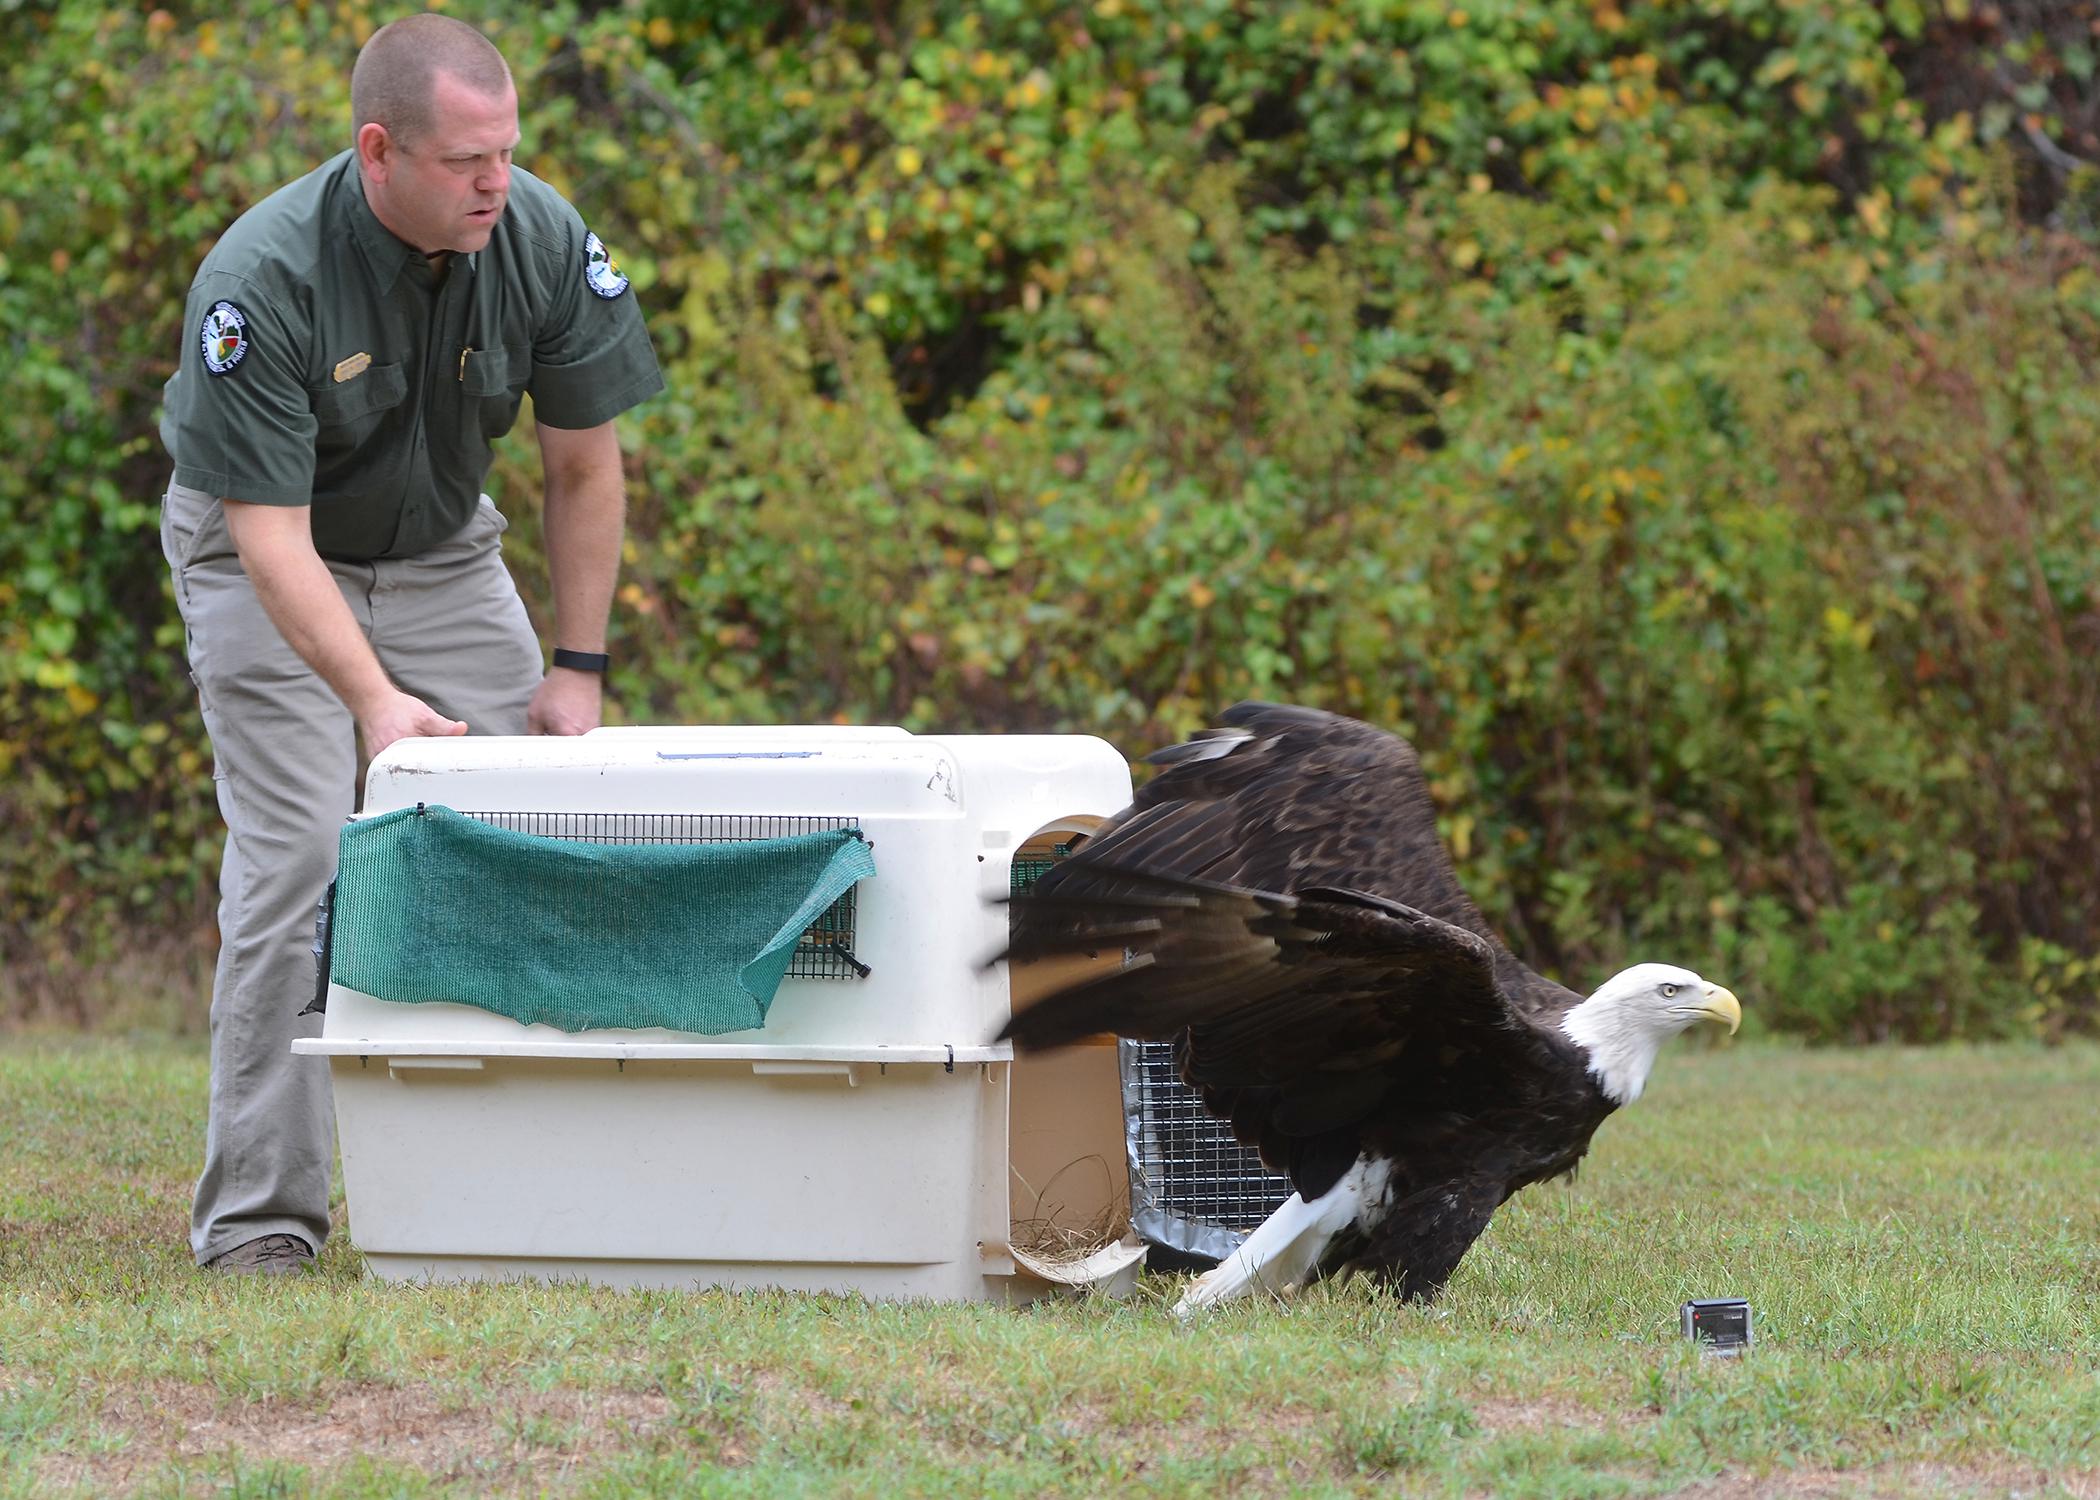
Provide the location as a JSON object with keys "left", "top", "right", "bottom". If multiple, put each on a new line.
{"left": 1697, "top": 986, "right": 1742, "bottom": 1035}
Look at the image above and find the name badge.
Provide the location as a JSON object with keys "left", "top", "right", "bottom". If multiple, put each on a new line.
{"left": 332, "top": 351, "right": 373, "bottom": 383}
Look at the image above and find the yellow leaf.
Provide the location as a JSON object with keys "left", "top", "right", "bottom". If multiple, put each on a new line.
{"left": 897, "top": 146, "right": 923, "bottom": 177}
{"left": 1856, "top": 190, "right": 1891, "bottom": 240}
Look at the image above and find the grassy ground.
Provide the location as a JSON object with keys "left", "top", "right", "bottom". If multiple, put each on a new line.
{"left": 1, "top": 1038, "right": 2096, "bottom": 1498}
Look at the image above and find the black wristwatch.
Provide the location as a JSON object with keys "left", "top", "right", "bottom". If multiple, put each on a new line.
{"left": 551, "top": 647, "right": 611, "bottom": 674}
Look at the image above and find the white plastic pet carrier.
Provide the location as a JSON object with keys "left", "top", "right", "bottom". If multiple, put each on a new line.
{"left": 294, "top": 724, "right": 1145, "bottom": 1301}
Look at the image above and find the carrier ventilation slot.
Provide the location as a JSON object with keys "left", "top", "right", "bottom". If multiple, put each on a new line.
{"left": 458, "top": 811, "right": 867, "bottom": 981}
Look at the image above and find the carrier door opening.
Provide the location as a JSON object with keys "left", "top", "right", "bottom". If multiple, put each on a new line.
{"left": 1003, "top": 818, "right": 1136, "bottom": 1285}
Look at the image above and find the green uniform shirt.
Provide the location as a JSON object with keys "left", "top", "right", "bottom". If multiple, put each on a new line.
{"left": 160, "top": 150, "right": 664, "bottom": 560}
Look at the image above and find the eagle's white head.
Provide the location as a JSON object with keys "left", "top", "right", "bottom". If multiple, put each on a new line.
{"left": 1559, "top": 962, "right": 1741, "bottom": 1105}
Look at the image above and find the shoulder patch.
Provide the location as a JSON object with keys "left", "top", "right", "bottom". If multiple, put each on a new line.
{"left": 583, "top": 231, "right": 630, "bottom": 300}
{"left": 200, "top": 300, "right": 250, "bottom": 376}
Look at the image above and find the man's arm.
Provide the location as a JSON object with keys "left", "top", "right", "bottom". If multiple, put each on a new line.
{"left": 528, "top": 418, "right": 626, "bottom": 736}
{"left": 220, "top": 500, "right": 467, "bottom": 756}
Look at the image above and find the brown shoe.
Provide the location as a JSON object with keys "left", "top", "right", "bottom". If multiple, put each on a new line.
{"left": 204, "top": 1234, "right": 316, "bottom": 1276}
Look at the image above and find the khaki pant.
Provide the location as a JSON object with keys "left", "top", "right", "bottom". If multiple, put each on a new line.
{"left": 161, "top": 482, "right": 543, "bottom": 1265}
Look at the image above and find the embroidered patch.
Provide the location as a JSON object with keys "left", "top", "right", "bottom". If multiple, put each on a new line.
{"left": 200, "top": 301, "right": 249, "bottom": 375}
{"left": 332, "top": 351, "right": 372, "bottom": 383}
{"left": 583, "top": 231, "right": 629, "bottom": 300}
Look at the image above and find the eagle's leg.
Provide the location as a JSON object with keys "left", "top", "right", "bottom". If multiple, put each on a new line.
{"left": 1171, "top": 1158, "right": 1392, "bottom": 1319}
{"left": 1363, "top": 1176, "right": 1505, "bottom": 1303}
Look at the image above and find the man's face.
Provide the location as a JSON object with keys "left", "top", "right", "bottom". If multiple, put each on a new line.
{"left": 365, "top": 70, "right": 519, "bottom": 255}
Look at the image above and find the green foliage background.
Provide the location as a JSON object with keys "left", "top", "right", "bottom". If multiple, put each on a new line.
{"left": 3, "top": 0, "right": 2098, "bottom": 1039}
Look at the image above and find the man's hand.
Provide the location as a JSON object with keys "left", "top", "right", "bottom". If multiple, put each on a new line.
{"left": 356, "top": 688, "right": 468, "bottom": 760}
{"left": 527, "top": 667, "right": 602, "bottom": 736}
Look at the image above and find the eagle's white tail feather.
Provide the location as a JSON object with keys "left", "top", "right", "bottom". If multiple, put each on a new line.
{"left": 1172, "top": 1157, "right": 1390, "bottom": 1319}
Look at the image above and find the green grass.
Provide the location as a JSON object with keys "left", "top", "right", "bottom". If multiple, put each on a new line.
{"left": 2, "top": 1038, "right": 2097, "bottom": 1497}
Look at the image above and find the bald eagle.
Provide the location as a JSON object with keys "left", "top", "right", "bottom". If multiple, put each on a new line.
{"left": 998, "top": 702, "right": 1740, "bottom": 1315}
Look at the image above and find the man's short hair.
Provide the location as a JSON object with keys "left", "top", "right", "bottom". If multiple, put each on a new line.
{"left": 351, "top": 14, "right": 512, "bottom": 149}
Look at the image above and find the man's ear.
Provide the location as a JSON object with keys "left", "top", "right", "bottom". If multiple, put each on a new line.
{"left": 356, "top": 122, "right": 396, "bottom": 184}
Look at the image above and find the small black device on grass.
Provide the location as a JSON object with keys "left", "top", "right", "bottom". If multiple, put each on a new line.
{"left": 1681, "top": 1298, "right": 1753, "bottom": 1356}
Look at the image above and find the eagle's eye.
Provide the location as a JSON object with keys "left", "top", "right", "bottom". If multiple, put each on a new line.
{"left": 1660, "top": 982, "right": 1679, "bottom": 998}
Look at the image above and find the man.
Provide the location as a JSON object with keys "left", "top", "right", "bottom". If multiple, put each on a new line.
{"left": 158, "top": 14, "right": 663, "bottom": 1274}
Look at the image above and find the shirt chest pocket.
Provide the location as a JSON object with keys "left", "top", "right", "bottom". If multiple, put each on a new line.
{"left": 311, "top": 361, "right": 409, "bottom": 444}
{"left": 462, "top": 344, "right": 529, "bottom": 439}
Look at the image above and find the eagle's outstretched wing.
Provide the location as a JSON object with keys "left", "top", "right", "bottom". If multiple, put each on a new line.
{"left": 1054, "top": 702, "right": 1483, "bottom": 926}
{"left": 997, "top": 703, "right": 1583, "bottom": 1198}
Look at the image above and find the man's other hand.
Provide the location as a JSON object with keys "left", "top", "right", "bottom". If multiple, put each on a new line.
{"left": 358, "top": 689, "right": 468, "bottom": 759}
{"left": 527, "top": 667, "right": 602, "bottom": 736}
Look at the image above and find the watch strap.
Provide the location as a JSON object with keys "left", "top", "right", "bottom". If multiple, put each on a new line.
{"left": 551, "top": 647, "right": 610, "bottom": 673}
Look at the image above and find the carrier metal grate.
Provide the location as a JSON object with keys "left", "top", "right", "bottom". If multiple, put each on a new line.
{"left": 1008, "top": 846, "right": 1071, "bottom": 894}
{"left": 1121, "top": 1039, "right": 1295, "bottom": 1249}
{"left": 459, "top": 811, "right": 867, "bottom": 980}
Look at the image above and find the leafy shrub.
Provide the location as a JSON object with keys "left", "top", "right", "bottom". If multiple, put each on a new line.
{"left": 1, "top": 0, "right": 2095, "bottom": 1039}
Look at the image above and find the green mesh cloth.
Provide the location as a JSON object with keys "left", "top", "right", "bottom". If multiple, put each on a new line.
{"left": 329, "top": 805, "right": 876, "bottom": 1034}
